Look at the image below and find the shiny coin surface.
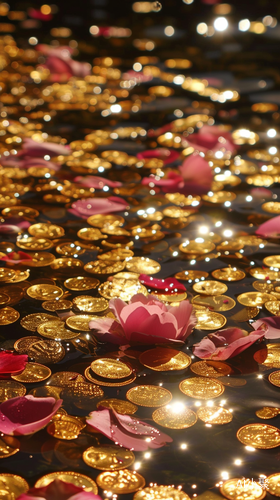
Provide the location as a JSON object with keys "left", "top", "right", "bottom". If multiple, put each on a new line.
{"left": 96, "top": 469, "right": 145, "bottom": 494}
{"left": 237, "top": 292, "right": 275, "bottom": 307}
{"left": 220, "top": 478, "right": 266, "bottom": 500}
{"left": 139, "top": 348, "right": 191, "bottom": 371}
{"left": 28, "top": 223, "right": 65, "bottom": 239}
{"left": 152, "top": 405, "right": 197, "bottom": 429}
{"left": 42, "top": 299, "right": 73, "bottom": 311}
{"left": 64, "top": 276, "right": 100, "bottom": 291}
{"left": 263, "top": 255, "right": 280, "bottom": 268}
{"left": 0, "top": 293, "right": 10, "bottom": 305}
{"left": 66, "top": 315, "right": 93, "bottom": 331}
{"left": 211, "top": 267, "right": 246, "bottom": 281}
{"left": 256, "top": 344, "right": 280, "bottom": 368}
{"left": 126, "top": 385, "right": 172, "bottom": 407}
{"left": 0, "top": 435, "right": 20, "bottom": 459}
{"left": 179, "top": 377, "right": 225, "bottom": 399}
{"left": 0, "top": 474, "right": 29, "bottom": 498}
{"left": 98, "top": 280, "right": 147, "bottom": 301}
{"left": 96, "top": 398, "right": 138, "bottom": 415}
{"left": 0, "top": 380, "right": 26, "bottom": 402}
{"left": 84, "top": 367, "right": 136, "bottom": 387}
{"left": 190, "top": 361, "right": 232, "bottom": 378}
{"left": 50, "top": 371, "right": 86, "bottom": 386}
{"left": 133, "top": 485, "right": 191, "bottom": 500}
{"left": 194, "top": 309, "right": 227, "bottom": 330}
{"left": 0, "top": 268, "right": 15, "bottom": 282}
{"left": 255, "top": 407, "right": 280, "bottom": 419}
{"left": 87, "top": 214, "right": 124, "bottom": 228}
{"left": 192, "top": 294, "right": 236, "bottom": 312}
{"left": 126, "top": 257, "right": 161, "bottom": 275}
{"left": 179, "top": 240, "right": 215, "bottom": 255}
{"left": 17, "top": 237, "right": 53, "bottom": 251}
{"left": 47, "top": 415, "right": 86, "bottom": 440}
{"left": 262, "top": 202, "right": 280, "bottom": 214}
{"left": 91, "top": 358, "right": 132, "bottom": 379}
{"left": 37, "top": 320, "right": 79, "bottom": 340}
{"left": 268, "top": 371, "right": 280, "bottom": 387}
{"left": 193, "top": 280, "right": 228, "bottom": 296}
{"left": 26, "top": 284, "right": 63, "bottom": 301}
{"left": 0, "top": 307, "right": 20, "bottom": 325}
{"left": 197, "top": 406, "right": 233, "bottom": 424}
{"left": 266, "top": 473, "right": 280, "bottom": 496}
{"left": 73, "top": 296, "right": 108, "bottom": 313}
{"left": 27, "top": 340, "right": 65, "bottom": 364}
{"left": 175, "top": 270, "right": 209, "bottom": 281}
{"left": 250, "top": 267, "right": 280, "bottom": 280}
{"left": 35, "top": 472, "right": 98, "bottom": 493}
{"left": 77, "top": 227, "right": 103, "bottom": 241}
{"left": 236, "top": 423, "right": 280, "bottom": 449}
{"left": 11, "top": 363, "right": 52, "bottom": 383}
{"left": 14, "top": 336, "right": 40, "bottom": 353}
{"left": 85, "top": 260, "right": 125, "bottom": 275}
{"left": 83, "top": 445, "right": 135, "bottom": 470}
{"left": 20, "top": 313, "right": 56, "bottom": 332}
{"left": 7, "top": 270, "right": 30, "bottom": 284}
{"left": 265, "top": 301, "right": 280, "bottom": 315}
{"left": 2, "top": 206, "right": 39, "bottom": 218}
{"left": 26, "top": 252, "right": 56, "bottom": 267}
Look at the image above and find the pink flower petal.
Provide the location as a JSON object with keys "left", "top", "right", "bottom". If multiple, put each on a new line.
{"left": 179, "top": 154, "right": 213, "bottom": 190}
{"left": 139, "top": 275, "right": 186, "bottom": 292}
{"left": 69, "top": 197, "right": 128, "bottom": 219}
{"left": 0, "top": 351, "right": 28, "bottom": 376}
{"left": 74, "top": 176, "right": 122, "bottom": 189}
{"left": 252, "top": 317, "right": 280, "bottom": 339}
{"left": 17, "top": 479, "right": 101, "bottom": 500}
{"left": 256, "top": 215, "right": 280, "bottom": 238}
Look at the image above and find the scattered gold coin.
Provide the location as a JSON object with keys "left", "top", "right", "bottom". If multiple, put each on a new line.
{"left": 237, "top": 423, "right": 280, "bottom": 449}
{"left": 197, "top": 406, "right": 232, "bottom": 424}
{"left": 83, "top": 445, "right": 135, "bottom": 470}
{"left": 152, "top": 405, "right": 197, "bottom": 429}
{"left": 96, "top": 469, "right": 145, "bottom": 494}
{"left": 179, "top": 377, "right": 225, "bottom": 399}
{"left": 126, "top": 385, "right": 172, "bottom": 407}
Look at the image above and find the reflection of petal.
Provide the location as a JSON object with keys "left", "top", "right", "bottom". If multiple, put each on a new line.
{"left": 252, "top": 317, "right": 280, "bottom": 339}
{"left": 18, "top": 478, "right": 101, "bottom": 500}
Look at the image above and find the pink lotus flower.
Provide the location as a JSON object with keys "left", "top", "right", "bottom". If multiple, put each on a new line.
{"left": 256, "top": 215, "right": 280, "bottom": 238}
{"left": 87, "top": 407, "right": 172, "bottom": 451}
{"left": 37, "top": 44, "right": 91, "bottom": 80}
{"left": 137, "top": 149, "right": 180, "bottom": 164}
{"left": 17, "top": 479, "right": 101, "bottom": 500}
{"left": 69, "top": 196, "right": 128, "bottom": 219}
{"left": 252, "top": 317, "right": 280, "bottom": 339}
{"left": 193, "top": 327, "right": 265, "bottom": 360}
{"left": 0, "top": 156, "right": 61, "bottom": 171}
{"left": 0, "top": 351, "right": 28, "bottom": 378}
{"left": 89, "top": 293, "right": 196, "bottom": 345}
{"left": 0, "top": 251, "right": 33, "bottom": 264}
{"left": 139, "top": 274, "right": 186, "bottom": 293}
{"left": 18, "top": 138, "right": 70, "bottom": 158}
{"left": 74, "top": 176, "right": 122, "bottom": 189}
{"left": 0, "top": 395, "right": 62, "bottom": 435}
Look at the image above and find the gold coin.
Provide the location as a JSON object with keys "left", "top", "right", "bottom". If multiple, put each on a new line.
{"left": 96, "top": 398, "right": 138, "bottom": 415}
{"left": 49, "top": 371, "right": 86, "bottom": 386}
{"left": 20, "top": 312, "right": 56, "bottom": 332}
{"left": 14, "top": 336, "right": 40, "bottom": 353}
{"left": 197, "top": 406, "right": 232, "bottom": 424}
{"left": 0, "top": 474, "right": 29, "bottom": 499}
{"left": 77, "top": 227, "right": 103, "bottom": 241}
{"left": 151, "top": 291, "right": 187, "bottom": 303}
{"left": 17, "top": 237, "right": 53, "bottom": 251}
{"left": 237, "top": 423, "right": 280, "bottom": 449}
{"left": 25, "top": 252, "right": 56, "bottom": 267}
{"left": 190, "top": 361, "right": 232, "bottom": 378}
{"left": 91, "top": 358, "right": 132, "bottom": 379}
{"left": 230, "top": 307, "right": 259, "bottom": 322}
{"left": 51, "top": 257, "right": 84, "bottom": 272}
{"left": 134, "top": 485, "right": 191, "bottom": 500}
{"left": 126, "top": 257, "right": 161, "bottom": 275}
{"left": 179, "top": 240, "right": 215, "bottom": 255}
{"left": 2, "top": 206, "right": 39, "bottom": 218}
{"left": 175, "top": 270, "right": 209, "bottom": 281}
{"left": 96, "top": 470, "right": 145, "bottom": 494}
{"left": 219, "top": 377, "right": 247, "bottom": 387}
{"left": 98, "top": 248, "right": 134, "bottom": 261}
{"left": 211, "top": 267, "right": 246, "bottom": 281}
{"left": 253, "top": 281, "right": 275, "bottom": 293}
{"left": 98, "top": 280, "right": 147, "bottom": 301}
{"left": 262, "top": 202, "right": 280, "bottom": 214}
{"left": 37, "top": 320, "right": 80, "bottom": 340}
{"left": 0, "top": 307, "right": 19, "bottom": 325}
{"left": 0, "top": 435, "right": 20, "bottom": 459}
{"left": 192, "top": 295, "right": 236, "bottom": 312}
{"left": 56, "top": 242, "right": 86, "bottom": 256}
{"left": 237, "top": 292, "right": 275, "bottom": 307}
{"left": 139, "top": 348, "right": 191, "bottom": 371}
{"left": 7, "top": 269, "right": 30, "bottom": 284}
{"left": 83, "top": 445, "right": 135, "bottom": 471}
{"left": 66, "top": 315, "right": 93, "bottom": 332}
{"left": 42, "top": 299, "right": 73, "bottom": 311}
{"left": 28, "top": 223, "right": 65, "bottom": 239}
{"left": 256, "top": 407, "right": 280, "bottom": 419}
{"left": 26, "top": 284, "right": 63, "bottom": 301}
{"left": 72, "top": 296, "right": 108, "bottom": 313}
{"left": 84, "top": 367, "right": 136, "bottom": 387}
{"left": 0, "top": 380, "right": 26, "bottom": 402}
{"left": 268, "top": 371, "right": 280, "bottom": 387}
{"left": 162, "top": 207, "right": 193, "bottom": 218}
{"left": 85, "top": 260, "right": 125, "bottom": 275}
{"left": 27, "top": 340, "right": 65, "bottom": 364}
{"left": 202, "top": 191, "right": 236, "bottom": 204}
{"left": 179, "top": 377, "right": 225, "bottom": 399}
{"left": 0, "top": 268, "right": 15, "bottom": 282}
{"left": 266, "top": 473, "right": 280, "bottom": 496}
{"left": 193, "top": 280, "right": 228, "bottom": 296}
{"left": 220, "top": 478, "right": 266, "bottom": 500}
{"left": 11, "top": 363, "right": 52, "bottom": 383}
{"left": 257, "top": 344, "right": 280, "bottom": 368}
{"left": 126, "top": 385, "right": 172, "bottom": 407}
{"left": 35, "top": 472, "right": 98, "bottom": 493}
{"left": 246, "top": 174, "right": 274, "bottom": 186}
{"left": 47, "top": 415, "right": 86, "bottom": 440}
{"left": 250, "top": 267, "right": 280, "bottom": 280}
{"left": 64, "top": 276, "right": 100, "bottom": 291}
{"left": 152, "top": 404, "right": 197, "bottom": 429}
{"left": 87, "top": 214, "right": 124, "bottom": 228}
{"left": 263, "top": 255, "right": 280, "bottom": 268}
{"left": 194, "top": 309, "right": 227, "bottom": 330}
{"left": 265, "top": 301, "right": 280, "bottom": 315}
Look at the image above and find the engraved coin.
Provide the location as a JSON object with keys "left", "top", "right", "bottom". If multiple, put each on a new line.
{"left": 26, "top": 252, "right": 56, "bottom": 267}
{"left": 77, "top": 227, "right": 103, "bottom": 241}
{"left": 64, "top": 276, "right": 100, "bottom": 291}
{"left": 220, "top": 478, "right": 266, "bottom": 500}
{"left": 256, "top": 407, "right": 280, "bottom": 419}
{"left": 255, "top": 344, "right": 280, "bottom": 368}
{"left": 0, "top": 380, "right": 26, "bottom": 402}
{"left": 42, "top": 299, "right": 73, "bottom": 311}
{"left": 14, "top": 336, "right": 40, "bottom": 353}
{"left": 263, "top": 255, "right": 280, "bottom": 268}
{"left": 17, "top": 237, "right": 53, "bottom": 251}
{"left": 96, "top": 398, "right": 138, "bottom": 415}
{"left": 73, "top": 296, "right": 108, "bottom": 313}
{"left": 175, "top": 270, "right": 209, "bottom": 281}
{"left": 211, "top": 267, "right": 246, "bottom": 281}
{"left": 66, "top": 315, "right": 94, "bottom": 332}
{"left": 0, "top": 435, "right": 20, "bottom": 459}
{"left": 20, "top": 313, "right": 56, "bottom": 332}
{"left": 47, "top": 415, "right": 86, "bottom": 440}
{"left": 192, "top": 295, "right": 236, "bottom": 312}
{"left": 85, "top": 260, "right": 125, "bottom": 275}
{"left": 152, "top": 405, "right": 197, "bottom": 429}
{"left": 237, "top": 423, "right": 280, "bottom": 449}
{"left": 98, "top": 280, "right": 147, "bottom": 301}
{"left": 83, "top": 445, "right": 135, "bottom": 470}
{"left": 126, "top": 257, "right": 161, "bottom": 275}
{"left": 26, "top": 284, "right": 63, "bottom": 301}
{"left": 266, "top": 473, "right": 280, "bottom": 496}
{"left": 96, "top": 469, "right": 145, "bottom": 494}
{"left": 35, "top": 472, "right": 98, "bottom": 493}
{"left": 11, "top": 363, "right": 52, "bottom": 383}
{"left": 28, "top": 223, "right": 65, "bottom": 239}
{"left": 190, "top": 361, "right": 232, "bottom": 378}
{"left": 237, "top": 292, "right": 276, "bottom": 307}
{"left": 50, "top": 372, "right": 86, "bottom": 386}
{"left": 84, "top": 367, "right": 136, "bottom": 387}
{"left": 87, "top": 214, "right": 124, "bottom": 228}
{"left": 0, "top": 268, "right": 15, "bottom": 282}
{"left": 193, "top": 280, "right": 228, "bottom": 296}
{"left": 179, "top": 240, "right": 215, "bottom": 255}
{"left": 0, "top": 474, "right": 29, "bottom": 499}
{"left": 268, "top": 371, "right": 280, "bottom": 387}
{"left": 250, "top": 267, "right": 280, "bottom": 280}
{"left": 91, "top": 358, "right": 132, "bottom": 379}
{"left": 37, "top": 320, "right": 80, "bottom": 340}
{"left": 139, "top": 348, "right": 191, "bottom": 371}
{"left": 27, "top": 340, "right": 65, "bottom": 364}
{"left": 126, "top": 385, "right": 172, "bottom": 407}
{"left": 197, "top": 406, "right": 233, "bottom": 424}
{"left": 0, "top": 307, "right": 20, "bottom": 325}
{"left": 179, "top": 377, "right": 225, "bottom": 399}
{"left": 194, "top": 309, "right": 227, "bottom": 330}
{"left": 133, "top": 485, "right": 191, "bottom": 500}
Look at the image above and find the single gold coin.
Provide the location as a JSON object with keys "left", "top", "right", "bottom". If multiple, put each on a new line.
{"left": 17, "top": 237, "right": 53, "bottom": 251}
{"left": 194, "top": 309, "right": 227, "bottom": 330}
{"left": 220, "top": 478, "right": 266, "bottom": 500}
{"left": 0, "top": 293, "right": 12, "bottom": 307}
{"left": 96, "top": 469, "right": 145, "bottom": 494}
{"left": 0, "top": 268, "right": 15, "bottom": 282}
{"left": 83, "top": 445, "right": 135, "bottom": 471}
{"left": 216, "top": 240, "right": 244, "bottom": 253}
{"left": 91, "top": 358, "right": 132, "bottom": 379}
{"left": 250, "top": 267, "right": 280, "bottom": 280}
{"left": 179, "top": 377, "right": 225, "bottom": 399}
{"left": 211, "top": 267, "right": 246, "bottom": 281}
{"left": 126, "top": 385, "right": 172, "bottom": 407}
{"left": 49, "top": 371, "right": 86, "bottom": 387}
{"left": 162, "top": 207, "right": 193, "bottom": 218}
{"left": 230, "top": 307, "right": 259, "bottom": 322}
{"left": 268, "top": 371, "right": 280, "bottom": 387}
{"left": 11, "top": 363, "right": 52, "bottom": 383}
{"left": 25, "top": 252, "right": 56, "bottom": 267}
{"left": 139, "top": 348, "right": 191, "bottom": 371}
{"left": 190, "top": 361, "right": 232, "bottom": 378}
{"left": 14, "top": 336, "right": 40, "bottom": 353}
{"left": 202, "top": 191, "right": 236, "bottom": 204}
{"left": 175, "top": 270, "right": 209, "bottom": 281}
{"left": 262, "top": 202, "right": 280, "bottom": 214}
{"left": 37, "top": 320, "right": 80, "bottom": 340}
{"left": 98, "top": 248, "right": 134, "bottom": 261}
{"left": 246, "top": 173, "right": 274, "bottom": 187}
{"left": 72, "top": 296, "right": 108, "bottom": 313}
{"left": 61, "top": 381, "right": 104, "bottom": 402}
{"left": 236, "top": 423, "right": 280, "bottom": 449}
{"left": 152, "top": 405, "right": 197, "bottom": 429}
{"left": 0, "top": 307, "right": 19, "bottom": 325}
{"left": 56, "top": 242, "right": 86, "bottom": 256}
{"left": 258, "top": 344, "right": 280, "bottom": 368}
{"left": 47, "top": 415, "right": 86, "bottom": 440}
{"left": 85, "top": 260, "right": 125, "bottom": 275}
{"left": 192, "top": 295, "right": 236, "bottom": 312}
{"left": 2, "top": 206, "right": 39, "bottom": 218}
{"left": 266, "top": 473, "right": 280, "bottom": 496}
{"left": 66, "top": 315, "right": 93, "bottom": 332}
{"left": 0, "top": 474, "right": 29, "bottom": 499}
{"left": 263, "top": 255, "right": 280, "bottom": 268}
{"left": 253, "top": 281, "right": 275, "bottom": 293}
{"left": 197, "top": 406, "right": 232, "bottom": 424}
{"left": 265, "top": 301, "right": 280, "bottom": 315}
{"left": 151, "top": 291, "right": 187, "bottom": 303}
{"left": 64, "top": 276, "right": 100, "bottom": 291}
{"left": 98, "top": 280, "right": 147, "bottom": 301}
{"left": 0, "top": 435, "right": 20, "bottom": 459}
{"left": 34, "top": 472, "right": 98, "bottom": 493}
{"left": 193, "top": 280, "right": 228, "bottom": 296}
{"left": 28, "top": 223, "right": 65, "bottom": 239}
{"left": 179, "top": 240, "right": 215, "bottom": 255}
{"left": 20, "top": 313, "right": 56, "bottom": 332}
{"left": 7, "top": 269, "right": 30, "bottom": 284}
{"left": 134, "top": 485, "right": 191, "bottom": 500}
{"left": 27, "top": 340, "right": 65, "bottom": 364}
{"left": 256, "top": 407, "right": 280, "bottom": 419}
{"left": 96, "top": 398, "right": 138, "bottom": 415}
{"left": 51, "top": 257, "right": 84, "bottom": 272}
{"left": 0, "top": 380, "right": 26, "bottom": 402}
{"left": 77, "top": 227, "right": 103, "bottom": 241}
{"left": 26, "top": 284, "right": 63, "bottom": 301}
{"left": 84, "top": 367, "right": 136, "bottom": 387}
{"left": 87, "top": 214, "right": 124, "bottom": 228}
{"left": 42, "top": 299, "right": 73, "bottom": 311}
{"left": 237, "top": 292, "right": 275, "bottom": 307}
{"left": 126, "top": 257, "right": 161, "bottom": 275}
